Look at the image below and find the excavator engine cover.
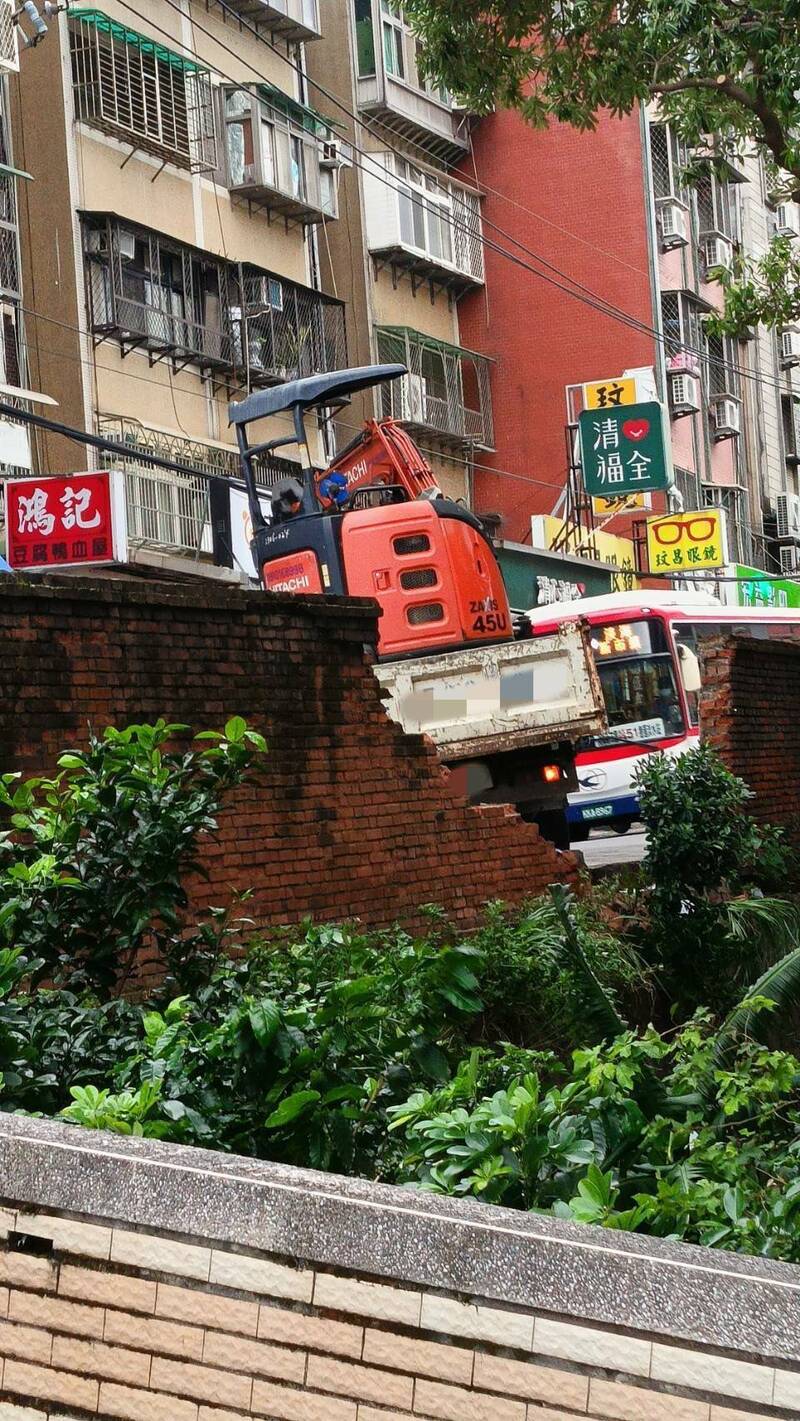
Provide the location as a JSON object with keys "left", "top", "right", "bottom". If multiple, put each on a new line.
{"left": 340, "top": 498, "right": 512, "bottom": 657}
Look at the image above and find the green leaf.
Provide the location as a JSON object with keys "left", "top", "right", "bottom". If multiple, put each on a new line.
{"left": 224, "top": 717, "right": 247, "bottom": 744}
{"left": 264, "top": 1090, "right": 321, "bottom": 1129}
{"left": 410, "top": 1039, "right": 451, "bottom": 1083}
{"left": 249, "top": 999, "right": 281, "bottom": 1049}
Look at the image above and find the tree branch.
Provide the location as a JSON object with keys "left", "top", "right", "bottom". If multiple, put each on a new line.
{"left": 650, "top": 75, "right": 800, "bottom": 198}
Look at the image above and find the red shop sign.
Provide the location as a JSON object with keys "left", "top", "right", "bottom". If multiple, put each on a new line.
{"left": 4, "top": 471, "right": 126, "bottom": 571}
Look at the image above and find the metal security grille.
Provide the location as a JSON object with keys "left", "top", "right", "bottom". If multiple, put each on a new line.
{"left": 242, "top": 269, "right": 347, "bottom": 384}
{"left": 649, "top": 123, "right": 688, "bottom": 201}
{"left": 0, "top": 0, "right": 18, "bottom": 73}
{"left": 376, "top": 326, "right": 493, "bottom": 450}
{"left": 703, "top": 328, "right": 739, "bottom": 398}
{"left": 84, "top": 216, "right": 347, "bottom": 390}
{"left": 70, "top": 10, "right": 216, "bottom": 172}
{"left": 673, "top": 465, "right": 701, "bottom": 509}
{"left": 660, "top": 291, "right": 702, "bottom": 359}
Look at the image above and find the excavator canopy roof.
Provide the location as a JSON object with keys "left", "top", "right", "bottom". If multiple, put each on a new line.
{"left": 228, "top": 364, "right": 407, "bottom": 428}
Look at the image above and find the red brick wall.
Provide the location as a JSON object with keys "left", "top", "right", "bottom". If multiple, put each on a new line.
{"left": 457, "top": 110, "right": 658, "bottom": 543}
{"left": 0, "top": 576, "right": 576, "bottom": 935}
{"left": 700, "top": 634, "right": 800, "bottom": 833}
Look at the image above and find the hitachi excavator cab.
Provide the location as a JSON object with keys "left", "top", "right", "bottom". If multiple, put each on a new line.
{"left": 229, "top": 364, "right": 512, "bottom": 660}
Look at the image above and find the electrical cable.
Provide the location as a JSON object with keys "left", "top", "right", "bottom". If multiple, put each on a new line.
{"left": 109, "top": 0, "right": 796, "bottom": 408}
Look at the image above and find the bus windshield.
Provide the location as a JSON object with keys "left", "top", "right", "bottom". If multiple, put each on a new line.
{"left": 589, "top": 618, "right": 684, "bottom": 743}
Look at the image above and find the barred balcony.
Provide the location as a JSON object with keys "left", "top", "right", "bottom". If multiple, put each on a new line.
{"left": 376, "top": 326, "right": 493, "bottom": 451}
{"left": 220, "top": 0, "right": 320, "bottom": 43}
{"left": 363, "top": 153, "right": 483, "bottom": 294}
{"left": 82, "top": 216, "right": 346, "bottom": 386}
{"left": 98, "top": 414, "right": 298, "bottom": 558}
{"left": 223, "top": 85, "right": 338, "bottom": 226}
{"left": 353, "top": 1, "right": 470, "bottom": 163}
{"left": 69, "top": 11, "right": 216, "bottom": 173}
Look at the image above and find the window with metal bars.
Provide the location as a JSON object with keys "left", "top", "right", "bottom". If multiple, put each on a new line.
{"left": 649, "top": 123, "right": 687, "bottom": 201}
{"left": 782, "top": 394, "right": 800, "bottom": 467}
{"left": 695, "top": 170, "right": 735, "bottom": 239}
{"left": 69, "top": 11, "right": 216, "bottom": 172}
{"left": 673, "top": 466, "right": 701, "bottom": 509}
{"left": 660, "top": 291, "right": 702, "bottom": 360}
{"left": 702, "top": 327, "right": 739, "bottom": 398}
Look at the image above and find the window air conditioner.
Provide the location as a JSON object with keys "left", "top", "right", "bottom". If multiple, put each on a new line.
{"left": 669, "top": 372, "right": 701, "bottom": 416}
{"left": 776, "top": 490, "right": 800, "bottom": 541}
{"left": 399, "top": 373, "right": 426, "bottom": 424}
{"left": 780, "top": 543, "right": 800, "bottom": 574}
{"left": 775, "top": 203, "right": 800, "bottom": 239}
{"left": 320, "top": 140, "right": 343, "bottom": 168}
{"left": 659, "top": 201, "right": 689, "bottom": 251}
{"left": 703, "top": 235, "right": 734, "bottom": 275}
{"left": 780, "top": 328, "right": 800, "bottom": 368}
{"left": 710, "top": 397, "right": 740, "bottom": 437}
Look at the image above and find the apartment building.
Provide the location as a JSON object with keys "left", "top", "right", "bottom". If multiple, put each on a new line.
{"left": 305, "top": 0, "right": 492, "bottom": 503}
{"left": 10, "top": 0, "right": 347, "bottom": 570}
{"left": 0, "top": 40, "right": 32, "bottom": 479}
{"left": 456, "top": 103, "right": 800, "bottom": 578}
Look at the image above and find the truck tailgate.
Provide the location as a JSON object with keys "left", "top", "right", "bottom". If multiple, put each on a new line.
{"left": 373, "top": 625, "right": 605, "bottom": 760}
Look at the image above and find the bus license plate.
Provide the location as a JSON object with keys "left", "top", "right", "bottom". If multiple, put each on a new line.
{"left": 582, "top": 804, "right": 614, "bottom": 821}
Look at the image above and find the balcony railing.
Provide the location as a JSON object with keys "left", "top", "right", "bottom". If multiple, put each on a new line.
{"left": 83, "top": 216, "right": 346, "bottom": 386}
{"left": 363, "top": 153, "right": 483, "bottom": 292}
{"left": 69, "top": 10, "right": 216, "bottom": 173}
{"left": 224, "top": 85, "right": 338, "bottom": 226}
{"left": 219, "top": 0, "right": 320, "bottom": 43}
{"left": 354, "top": 2, "right": 469, "bottom": 162}
{"left": 376, "top": 326, "right": 493, "bottom": 451}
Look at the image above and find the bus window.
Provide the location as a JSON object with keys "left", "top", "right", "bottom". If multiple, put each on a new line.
{"left": 590, "top": 617, "right": 685, "bottom": 742}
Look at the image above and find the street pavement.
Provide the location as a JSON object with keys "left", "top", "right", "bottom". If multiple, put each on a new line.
{"left": 572, "top": 827, "right": 647, "bottom": 869}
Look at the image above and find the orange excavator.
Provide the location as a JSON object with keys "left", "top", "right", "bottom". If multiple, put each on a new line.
{"left": 229, "top": 363, "right": 513, "bottom": 659}
{"left": 229, "top": 363, "right": 606, "bottom": 846}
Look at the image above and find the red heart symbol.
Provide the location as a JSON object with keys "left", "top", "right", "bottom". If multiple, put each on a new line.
{"left": 622, "top": 419, "right": 649, "bottom": 441}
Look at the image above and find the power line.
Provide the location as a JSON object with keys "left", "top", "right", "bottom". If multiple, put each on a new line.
{"left": 111, "top": 0, "right": 795, "bottom": 409}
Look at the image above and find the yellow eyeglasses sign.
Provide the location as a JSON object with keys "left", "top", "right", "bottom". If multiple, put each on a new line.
{"left": 647, "top": 508, "right": 727, "bottom": 573}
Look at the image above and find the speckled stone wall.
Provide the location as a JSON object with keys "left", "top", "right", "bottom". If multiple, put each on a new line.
{"left": 0, "top": 1117, "right": 798, "bottom": 1421}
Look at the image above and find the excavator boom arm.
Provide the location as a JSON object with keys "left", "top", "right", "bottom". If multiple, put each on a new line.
{"left": 315, "top": 419, "right": 439, "bottom": 509}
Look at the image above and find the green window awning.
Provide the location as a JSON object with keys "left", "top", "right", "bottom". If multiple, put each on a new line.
{"left": 70, "top": 9, "right": 206, "bottom": 74}
{"left": 377, "top": 326, "right": 493, "bottom": 363}
{"left": 256, "top": 82, "right": 340, "bottom": 136}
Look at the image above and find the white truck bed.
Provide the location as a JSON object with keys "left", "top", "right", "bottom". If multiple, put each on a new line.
{"left": 372, "top": 623, "right": 605, "bottom": 761}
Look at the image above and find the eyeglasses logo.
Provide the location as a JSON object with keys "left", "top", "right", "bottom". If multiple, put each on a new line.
{"left": 652, "top": 515, "right": 717, "bottom": 547}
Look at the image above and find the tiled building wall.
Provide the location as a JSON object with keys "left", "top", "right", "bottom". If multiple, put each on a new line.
{"left": 0, "top": 1119, "right": 799, "bottom": 1421}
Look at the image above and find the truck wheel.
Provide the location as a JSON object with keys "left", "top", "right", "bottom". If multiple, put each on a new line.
{"left": 612, "top": 817, "right": 634, "bottom": 835}
{"left": 521, "top": 807, "right": 571, "bottom": 850}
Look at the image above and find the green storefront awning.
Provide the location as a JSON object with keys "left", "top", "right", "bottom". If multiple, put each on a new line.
{"left": 256, "top": 82, "right": 337, "bottom": 136}
{"left": 70, "top": 9, "right": 206, "bottom": 73}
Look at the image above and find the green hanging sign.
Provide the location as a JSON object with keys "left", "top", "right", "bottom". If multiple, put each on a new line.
{"left": 579, "top": 401, "right": 671, "bottom": 497}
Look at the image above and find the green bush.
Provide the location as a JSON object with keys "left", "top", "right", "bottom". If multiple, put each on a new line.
{"left": 0, "top": 718, "right": 266, "bottom": 993}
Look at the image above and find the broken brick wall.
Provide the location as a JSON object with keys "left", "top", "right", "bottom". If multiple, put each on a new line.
{"left": 0, "top": 576, "right": 575, "bottom": 938}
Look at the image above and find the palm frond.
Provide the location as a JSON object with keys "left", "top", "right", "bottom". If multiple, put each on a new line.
{"left": 714, "top": 943, "right": 800, "bottom": 1064}
{"left": 550, "top": 884, "right": 630, "bottom": 1043}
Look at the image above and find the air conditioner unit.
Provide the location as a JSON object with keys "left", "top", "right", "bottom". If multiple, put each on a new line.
{"left": 780, "top": 543, "right": 800, "bottom": 573}
{"left": 669, "top": 372, "right": 701, "bottom": 416}
{"left": 659, "top": 201, "right": 689, "bottom": 251}
{"left": 118, "top": 231, "right": 136, "bottom": 262}
{"left": 399, "top": 373, "right": 426, "bottom": 424}
{"left": 0, "top": 0, "right": 19, "bottom": 73}
{"left": 776, "top": 490, "right": 800, "bottom": 541}
{"left": 320, "top": 140, "right": 344, "bottom": 169}
{"left": 710, "top": 397, "right": 740, "bottom": 437}
{"left": 781, "top": 328, "right": 800, "bottom": 368}
{"left": 667, "top": 349, "right": 701, "bottom": 376}
{"left": 703, "top": 235, "right": 734, "bottom": 275}
{"left": 775, "top": 203, "right": 800, "bottom": 239}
